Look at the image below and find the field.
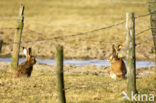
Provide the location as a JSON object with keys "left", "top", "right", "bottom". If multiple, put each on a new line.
{"left": 0, "top": 62, "right": 155, "bottom": 103}
{"left": 0, "top": 0, "right": 156, "bottom": 103}
{"left": 0, "top": 0, "right": 155, "bottom": 60}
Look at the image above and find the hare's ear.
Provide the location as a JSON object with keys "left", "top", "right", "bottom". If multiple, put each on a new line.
{"left": 23, "top": 47, "right": 27, "bottom": 56}
{"left": 22, "top": 47, "right": 25, "bottom": 50}
{"left": 115, "top": 44, "right": 121, "bottom": 56}
{"left": 112, "top": 44, "right": 116, "bottom": 55}
{"left": 117, "top": 44, "right": 121, "bottom": 51}
{"left": 28, "top": 48, "right": 31, "bottom": 55}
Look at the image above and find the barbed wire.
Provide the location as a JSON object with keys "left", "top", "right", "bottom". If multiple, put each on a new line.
{"left": 0, "top": 17, "right": 18, "bottom": 20}
{"left": 22, "top": 12, "right": 152, "bottom": 28}
{"left": 135, "top": 21, "right": 149, "bottom": 26}
{"left": 23, "top": 28, "right": 44, "bottom": 35}
{"left": 0, "top": 89, "right": 57, "bottom": 100}
{"left": 0, "top": 76, "right": 124, "bottom": 100}
{"left": 0, "top": 10, "right": 152, "bottom": 31}
{"left": 136, "top": 36, "right": 156, "bottom": 46}
{"left": 2, "top": 26, "right": 152, "bottom": 47}
{"left": 0, "top": 2, "right": 156, "bottom": 101}
{"left": 0, "top": 8, "right": 153, "bottom": 29}
{"left": 25, "top": 18, "right": 125, "bottom": 28}
{"left": 1, "top": 20, "right": 151, "bottom": 46}
{"left": 103, "top": 0, "right": 147, "bottom": 5}
{"left": 2, "top": 20, "right": 125, "bottom": 45}
{"left": 65, "top": 79, "right": 123, "bottom": 90}
{"left": 135, "top": 28, "right": 151, "bottom": 38}
{"left": 0, "top": 20, "right": 149, "bottom": 31}
{"left": 0, "top": 27, "right": 16, "bottom": 30}
{"left": 134, "top": 9, "right": 156, "bottom": 19}
{"left": 1, "top": 74, "right": 155, "bottom": 100}
{"left": 104, "top": 0, "right": 156, "bottom": 5}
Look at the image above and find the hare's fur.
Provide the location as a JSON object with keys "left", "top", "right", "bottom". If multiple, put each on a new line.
{"left": 108, "top": 44, "right": 127, "bottom": 79}
{"left": 15, "top": 47, "right": 36, "bottom": 77}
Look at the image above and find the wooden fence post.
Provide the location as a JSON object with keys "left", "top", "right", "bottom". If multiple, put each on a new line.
{"left": 126, "top": 12, "right": 137, "bottom": 97}
{"left": 0, "top": 38, "right": 3, "bottom": 53}
{"left": 56, "top": 45, "right": 66, "bottom": 103}
{"left": 149, "top": 0, "right": 156, "bottom": 65}
{"left": 11, "top": 5, "right": 24, "bottom": 71}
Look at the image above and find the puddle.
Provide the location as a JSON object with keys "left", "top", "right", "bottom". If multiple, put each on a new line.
{"left": 0, "top": 58, "right": 155, "bottom": 68}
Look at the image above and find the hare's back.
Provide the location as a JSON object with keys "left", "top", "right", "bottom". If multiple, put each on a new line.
{"left": 16, "top": 62, "right": 33, "bottom": 74}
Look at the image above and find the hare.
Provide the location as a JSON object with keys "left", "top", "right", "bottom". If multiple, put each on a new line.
{"left": 107, "top": 44, "right": 127, "bottom": 79}
{"left": 15, "top": 47, "right": 36, "bottom": 77}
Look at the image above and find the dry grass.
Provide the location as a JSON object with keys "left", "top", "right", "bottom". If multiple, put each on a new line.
{"left": 0, "top": 0, "right": 155, "bottom": 60}
{"left": 0, "top": 62, "right": 155, "bottom": 103}
{"left": 0, "top": 1, "right": 155, "bottom": 102}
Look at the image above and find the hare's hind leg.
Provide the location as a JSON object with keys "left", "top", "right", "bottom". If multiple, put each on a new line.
{"left": 16, "top": 72, "right": 28, "bottom": 78}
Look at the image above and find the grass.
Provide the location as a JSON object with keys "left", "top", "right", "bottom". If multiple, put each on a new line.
{"left": 0, "top": 0, "right": 154, "bottom": 60}
{"left": 0, "top": 0, "right": 155, "bottom": 102}
{"left": 0, "top": 67, "right": 155, "bottom": 103}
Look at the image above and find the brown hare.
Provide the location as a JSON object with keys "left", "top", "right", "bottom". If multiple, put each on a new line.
{"left": 107, "top": 44, "right": 127, "bottom": 80}
{"left": 15, "top": 47, "right": 36, "bottom": 77}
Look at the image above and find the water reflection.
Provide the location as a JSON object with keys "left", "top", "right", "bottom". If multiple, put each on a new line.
{"left": 0, "top": 58, "right": 155, "bottom": 68}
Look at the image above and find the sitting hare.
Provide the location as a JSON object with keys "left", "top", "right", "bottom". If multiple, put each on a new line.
{"left": 107, "top": 44, "right": 127, "bottom": 79}
{"left": 15, "top": 47, "right": 36, "bottom": 77}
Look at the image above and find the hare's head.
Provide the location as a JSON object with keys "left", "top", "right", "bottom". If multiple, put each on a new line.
{"left": 22, "top": 47, "right": 36, "bottom": 64}
{"left": 29, "top": 56, "right": 36, "bottom": 65}
{"left": 107, "top": 44, "right": 121, "bottom": 63}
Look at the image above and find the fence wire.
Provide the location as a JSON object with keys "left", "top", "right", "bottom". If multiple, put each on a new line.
{"left": 0, "top": 3, "right": 156, "bottom": 102}
{"left": 2, "top": 23, "right": 153, "bottom": 47}
{"left": 104, "top": 0, "right": 156, "bottom": 5}
{"left": 2, "top": 20, "right": 125, "bottom": 45}
{"left": 0, "top": 89, "right": 56, "bottom": 100}
{"left": 136, "top": 36, "right": 156, "bottom": 46}
{"left": 103, "top": 0, "right": 147, "bottom": 5}
{"left": 0, "top": 8, "right": 153, "bottom": 28}
{"left": 0, "top": 73, "right": 124, "bottom": 100}
{"left": 0, "top": 17, "right": 18, "bottom": 20}
{"left": 135, "top": 28, "right": 151, "bottom": 38}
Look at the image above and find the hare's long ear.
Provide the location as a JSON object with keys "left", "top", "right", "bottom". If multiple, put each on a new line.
{"left": 28, "top": 48, "right": 31, "bottom": 55}
{"left": 115, "top": 44, "right": 121, "bottom": 56}
{"left": 112, "top": 44, "right": 116, "bottom": 56}
{"left": 117, "top": 44, "right": 121, "bottom": 51}
{"left": 25, "top": 48, "right": 31, "bottom": 61}
{"left": 23, "top": 47, "right": 27, "bottom": 56}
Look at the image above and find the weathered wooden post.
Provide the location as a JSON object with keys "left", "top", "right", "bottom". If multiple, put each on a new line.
{"left": 149, "top": 0, "right": 156, "bottom": 65}
{"left": 0, "top": 38, "right": 3, "bottom": 53}
{"left": 56, "top": 45, "right": 66, "bottom": 103}
{"left": 126, "top": 12, "right": 137, "bottom": 97}
{"left": 11, "top": 5, "right": 24, "bottom": 71}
